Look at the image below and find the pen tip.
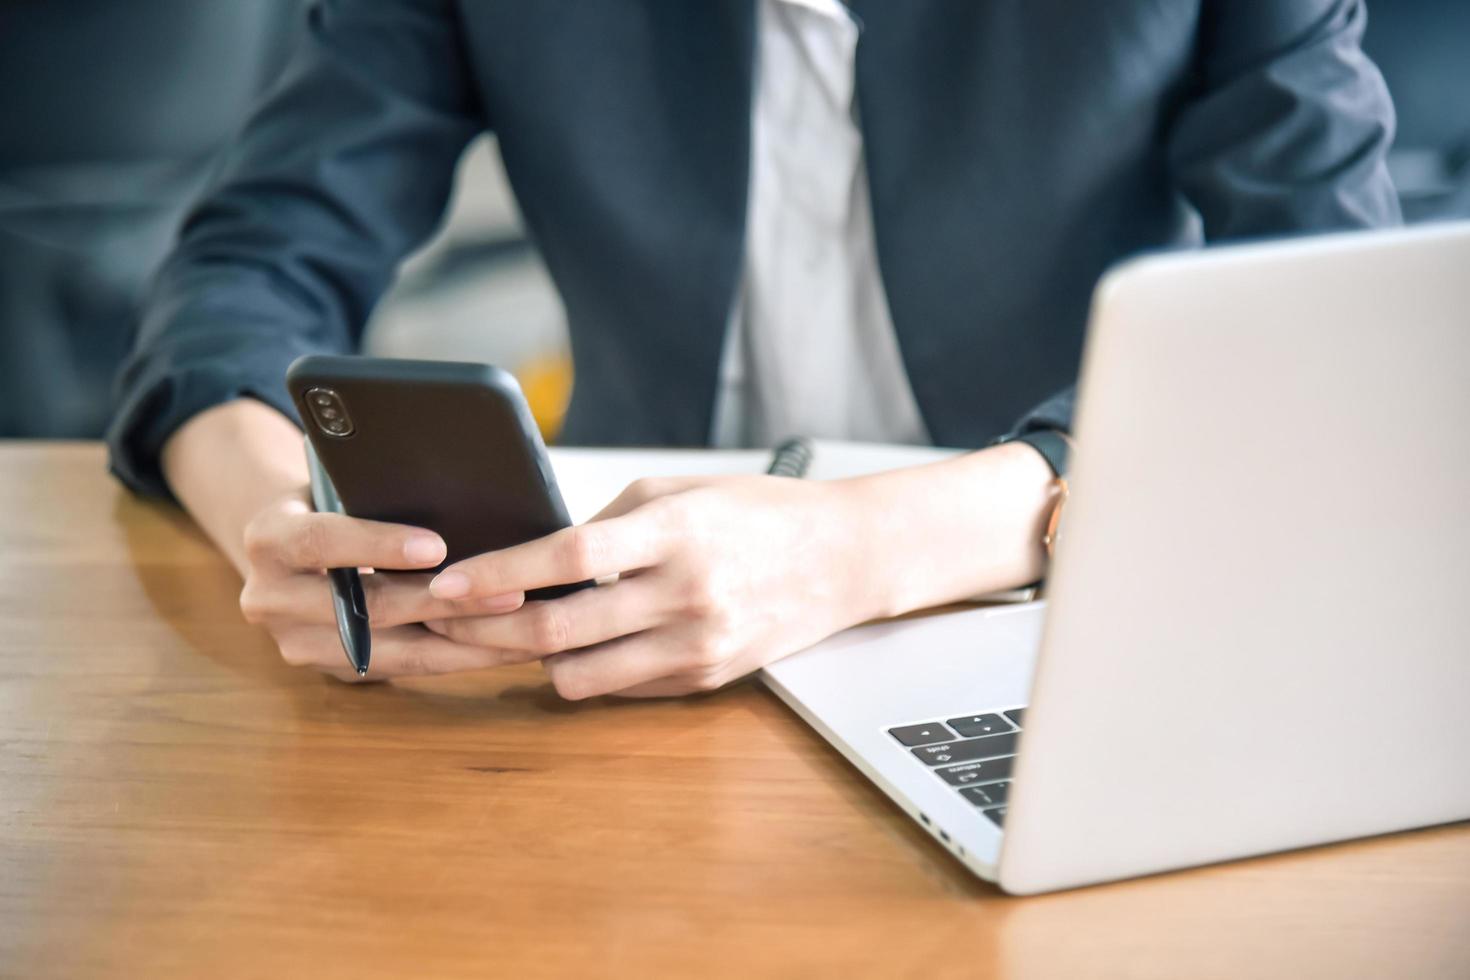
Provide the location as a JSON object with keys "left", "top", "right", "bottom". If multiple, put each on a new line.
{"left": 356, "top": 666, "right": 369, "bottom": 677}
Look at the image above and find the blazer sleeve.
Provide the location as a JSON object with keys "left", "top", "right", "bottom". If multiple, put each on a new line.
{"left": 1006, "top": 0, "right": 1401, "bottom": 442}
{"left": 107, "top": 0, "right": 483, "bottom": 497}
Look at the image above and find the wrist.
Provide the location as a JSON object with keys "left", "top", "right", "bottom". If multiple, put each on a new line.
{"left": 162, "top": 399, "right": 308, "bottom": 572}
{"left": 835, "top": 443, "right": 1056, "bottom": 620}
{"left": 818, "top": 476, "right": 903, "bottom": 625}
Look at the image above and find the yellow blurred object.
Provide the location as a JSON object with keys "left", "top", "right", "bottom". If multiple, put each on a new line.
{"left": 516, "top": 351, "right": 573, "bottom": 442}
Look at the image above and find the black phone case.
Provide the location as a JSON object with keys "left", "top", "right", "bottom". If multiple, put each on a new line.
{"left": 286, "top": 355, "right": 589, "bottom": 600}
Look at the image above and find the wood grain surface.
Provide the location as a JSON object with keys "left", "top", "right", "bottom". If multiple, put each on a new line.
{"left": 1, "top": 443, "right": 1467, "bottom": 979}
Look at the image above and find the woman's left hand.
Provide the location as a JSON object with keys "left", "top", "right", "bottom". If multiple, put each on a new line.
{"left": 422, "top": 475, "right": 881, "bottom": 699}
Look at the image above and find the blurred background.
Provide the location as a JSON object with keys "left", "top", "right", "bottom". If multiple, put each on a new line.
{"left": 1, "top": 0, "right": 1466, "bottom": 441}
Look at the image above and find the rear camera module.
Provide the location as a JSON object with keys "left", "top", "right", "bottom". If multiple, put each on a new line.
{"left": 305, "top": 387, "right": 354, "bottom": 438}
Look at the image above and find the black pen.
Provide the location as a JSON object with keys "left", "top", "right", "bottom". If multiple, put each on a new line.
{"left": 305, "top": 442, "right": 372, "bottom": 676}
{"left": 766, "top": 437, "right": 815, "bottom": 478}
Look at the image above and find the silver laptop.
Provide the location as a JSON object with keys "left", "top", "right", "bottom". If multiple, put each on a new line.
{"left": 761, "top": 221, "right": 1470, "bottom": 894}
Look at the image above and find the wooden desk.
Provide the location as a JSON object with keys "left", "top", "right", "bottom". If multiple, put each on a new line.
{"left": 2, "top": 443, "right": 1467, "bottom": 979}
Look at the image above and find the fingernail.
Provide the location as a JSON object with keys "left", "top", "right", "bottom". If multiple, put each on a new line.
{"left": 430, "top": 570, "right": 471, "bottom": 599}
{"left": 405, "top": 535, "right": 445, "bottom": 564}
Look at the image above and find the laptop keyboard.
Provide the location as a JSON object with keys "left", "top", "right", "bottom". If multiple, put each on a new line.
{"left": 887, "top": 707, "right": 1025, "bottom": 829}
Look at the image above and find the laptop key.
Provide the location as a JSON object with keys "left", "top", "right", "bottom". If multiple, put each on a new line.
{"left": 959, "top": 780, "right": 1010, "bottom": 807}
{"left": 887, "top": 722, "right": 957, "bottom": 747}
{"left": 911, "top": 731, "right": 1018, "bottom": 766}
{"left": 983, "top": 806, "right": 1007, "bottom": 828}
{"left": 935, "top": 755, "right": 1014, "bottom": 786}
{"left": 945, "top": 713, "right": 1013, "bottom": 738}
{"left": 1003, "top": 707, "right": 1026, "bottom": 729}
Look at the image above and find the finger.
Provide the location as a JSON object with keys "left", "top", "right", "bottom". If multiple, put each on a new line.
{"left": 429, "top": 511, "right": 673, "bottom": 600}
{"left": 288, "top": 624, "right": 528, "bottom": 679}
{"left": 368, "top": 625, "right": 528, "bottom": 677}
{"left": 426, "top": 576, "right": 665, "bottom": 655}
{"left": 361, "top": 575, "right": 523, "bottom": 628}
{"left": 245, "top": 573, "right": 523, "bottom": 629}
{"left": 258, "top": 503, "right": 447, "bottom": 572}
{"left": 421, "top": 618, "right": 541, "bottom": 667}
{"left": 541, "top": 633, "right": 715, "bottom": 701}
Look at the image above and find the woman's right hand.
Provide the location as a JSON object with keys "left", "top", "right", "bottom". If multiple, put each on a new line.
{"left": 160, "top": 402, "right": 525, "bottom": 681}
{"left": 237, "top": 490, "right": 526, "bottom": 681}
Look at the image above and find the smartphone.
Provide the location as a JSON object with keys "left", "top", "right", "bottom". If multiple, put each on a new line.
{"left": 286, "top": 355, "right": 590, "bottom": 600}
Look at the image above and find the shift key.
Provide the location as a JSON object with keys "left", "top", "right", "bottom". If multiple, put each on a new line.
{"left": 910, "top": 731, "right": 1017, "bottom": 766}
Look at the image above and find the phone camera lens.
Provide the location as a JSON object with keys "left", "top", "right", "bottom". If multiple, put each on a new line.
{"left": 306, "top": 387, "right": 353, "bottom": 437}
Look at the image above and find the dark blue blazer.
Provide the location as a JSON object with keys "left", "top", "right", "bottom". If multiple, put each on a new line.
{"left": 108, "top": 0, "right": 1400, "bottom": 496}
{"left": 0, "top": 0, "right": 297, "bottom": 438}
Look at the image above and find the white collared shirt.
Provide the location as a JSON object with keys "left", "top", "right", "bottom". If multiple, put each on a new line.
{"left": 711, "top": 0, "right": 931, "bottom": 449}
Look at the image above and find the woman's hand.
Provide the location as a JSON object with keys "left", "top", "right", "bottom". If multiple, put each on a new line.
{"left": 237, "top": 489, "right": 527, "bottom": 681}
{"left": 162, "top": 400, "right": 1054, "bottom": 693}
{"left": 421, "top": 443, "right": 1057, "bottom": 700}
{"left": 422, "top": 476, "right": 882, "bottom": 699}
